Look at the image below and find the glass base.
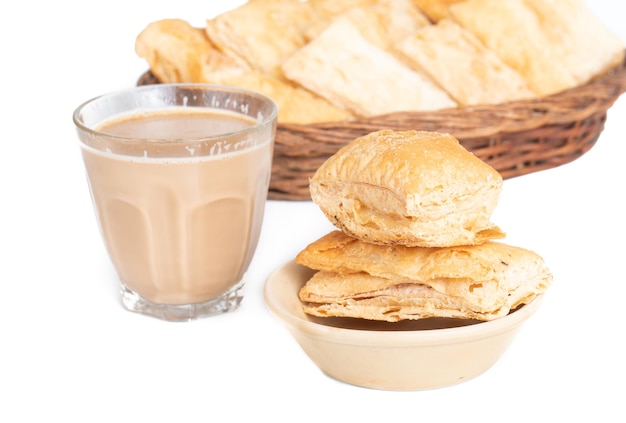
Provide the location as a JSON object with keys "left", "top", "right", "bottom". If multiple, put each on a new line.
{"left": 120, "top": 281, "right": 244, "bottom": 322}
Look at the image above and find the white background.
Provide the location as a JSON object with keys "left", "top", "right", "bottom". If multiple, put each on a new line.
{"left": 1, "top": 1, "right": 624, "bottom": 422}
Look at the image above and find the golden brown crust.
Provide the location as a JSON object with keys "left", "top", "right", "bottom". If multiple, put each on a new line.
{"left": 303, "top": 0, "right": 379, "bottom": 40}
{"left": 309, "top": 130, "right": 504, "bottom": 247}
{"left": 199, "top": 52, "right": 354, "bottom": 125}
{"left": 135, "top": 1, "right": 624, "bottom": 125}
{"left": 522, "top": 0, "right": 625, "bottom": 85}
{"left": 281, "top": 19, "right": 457, "bottom": 117}
{"left": 410, "top": 0, "right": 467, "bottom": 22}
{"left": 395, "top": 19, "right": 536, "bottom": 106}
{"left": 306, "top": 0, "right": 431, "bottom": 49}
{"left": 204, "top": 0, "right": 316, "bottom": 80}
{"left": 448, "top": 0, "right": 625, "bottom": 96}
{"left": 135, "top": 19, "right": 215, "bottom": 84}
{"left": 297, "top": 231, "right": 552, "bottom": 321}
{"left": 135, "top": 18, "right": 352, "bottom": 125}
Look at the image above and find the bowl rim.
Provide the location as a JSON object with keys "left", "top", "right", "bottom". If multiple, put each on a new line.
{"left": 263, "top": 260, "right": 543, "bottom": 347}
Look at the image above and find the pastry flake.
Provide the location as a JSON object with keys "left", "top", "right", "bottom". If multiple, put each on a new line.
{"left": 135, "top": 19, "right": 217, "bottom": 83}
{"left": 297, "top": 231, "right": 552, "bottom": 322}
{"left": 204, "top": 0, "right": 316, "bottom": 80}
{"left": 309, "top": 130, "right": 504, "bottom": 247}
{"left": 410, "top": 0, "right": 468, "bottom": 22}
{"left": 395, "top": 19, "right": 536, "bottom": 106}
{"left": 447, "top": 0, "right": 624, "bottom": 96}
{"left": 281, "top": 18, "right": 457, "bottom": 117}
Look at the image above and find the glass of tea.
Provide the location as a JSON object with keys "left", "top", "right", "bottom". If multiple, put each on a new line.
{"left": 73, "top": 84, "right": 278, "bottom": 321}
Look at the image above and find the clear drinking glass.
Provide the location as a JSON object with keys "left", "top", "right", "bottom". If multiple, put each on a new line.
{"left": 73, "top": 84, "right": 277, "bottom": 321}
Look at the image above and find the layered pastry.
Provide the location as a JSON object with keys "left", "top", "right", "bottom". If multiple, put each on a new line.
{"left": 296, "top": 230, "right": 552, "bottom": 322}
{"left": 297, "top": 129, "right": 552, "bottom": 322}
{"left": 309, "top": 130, "right": 504, "bottom": 248}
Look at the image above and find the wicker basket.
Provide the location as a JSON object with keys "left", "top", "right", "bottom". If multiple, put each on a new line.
{"left": 139, "top": 56, "right": 626, "bottom": 200}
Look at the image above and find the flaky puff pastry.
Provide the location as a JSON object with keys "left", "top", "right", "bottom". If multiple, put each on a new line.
{"left": 410, "top": 0, "right": 467, "bottom": 22}
{"left": 395, "top": 19, "right": 536, "bottom": 106}
{"left": 204, "top": 0, "right": 316, "bottom": 80}
{"left": 297, "top": 231, "right": 552, "bottom": 322}
{"left": 309, "top": 130, "right": 504, "bottom": 247}
{"left": 304, "top": 0, "right": 431, "bottom": 49}
{"left": 448, "top": 0, "right": 625, "bottom": 96}
{"left": 135, "top": 18, "right": 352, "bottom": 125}
{"left": 135, "top": 19, "right": 216, "bottom": 84}
{"left": 281, "top": 19, "right": 457, "bottom": 117}
{"left": 198, "top": 49, "right": 353, "bottom": 124}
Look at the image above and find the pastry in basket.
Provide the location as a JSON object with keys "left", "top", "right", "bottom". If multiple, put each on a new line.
{"left": 198, "top": 50, "right": 353, "bottom": 124}
{"left": 309, "top": 130, "right": 504, "bottom": 247}
{"left": 304, "top": 0, "right": 431, "bottom": 49}
{"left": 135, "top": 19, "right": 216, "bottom": 84}
{"left": 395, "top": 19, "right": 535, "bottom": 106}
{"left": 204, "top": 0, "right": 317, "bottom": 80}
{"left": 303, "top": 0, "right": 384, "bottom": 41}
{"left": 281, "top": 18, "right": 457, "bottom": 117}
{"left": 306, "top": 0, "right": 378, "bottom": 19}
{"left": 410, "top": 0, "right": 466, "bottom": 22}
{"left": 448, "top": 0, "right": 625, "bottom": 96}
{"left": 296, "top": 230, "right": 552, "bottom": 322}
{"left": 135, "top": 18, "right": 352, "bottom": 124}
{"left": 135, "top": 0, "right": 624, "bottom": 125}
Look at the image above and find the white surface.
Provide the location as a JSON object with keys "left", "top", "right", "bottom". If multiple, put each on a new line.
{"left": 1, "top": 1, "right": 624, "bottom": 422}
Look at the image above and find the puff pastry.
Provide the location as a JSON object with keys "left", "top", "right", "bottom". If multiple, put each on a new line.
{"left": 396, "top": 19, "right": 536, "bottom": 106}
{"left": 204, "top": 0, "right": 316, "bottom": 80}
{"left": 410, "top": 0, "right": 467, "bottom": 22}
{"left": 199, "top": 50, "right": 353, "bottom": 125}
{"left": 297, "top": 231, "right": 552, "bottom": 322}
{"left": 309, "top": 130, "right": 504, "bottom": 247}
{"left": 303, "top": 0, "right": 379, "bottom": 41}
{"left": 281, "top": 19, "right": 457, "bottom": 117}
{"left": 306, "top": 0, "right": 431, "bottom": 49}
{"left": 135, "top": 19, "right": 216, "bottom": 84}
{"left": 135, "top": 18, "right": 352, "bottom": 125}
{"left": 522, "top": 0, "right": 625, "bottom": 86}
{"left": 448, "top": 0, "right": 624, "bottom": 96}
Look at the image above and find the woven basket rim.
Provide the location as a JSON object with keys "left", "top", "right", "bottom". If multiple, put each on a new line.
{"left": 276, "top": 55, "right": 626, "bottom": 139}
{"left": 138, "top": 55, "right": 626, "bottom": 137}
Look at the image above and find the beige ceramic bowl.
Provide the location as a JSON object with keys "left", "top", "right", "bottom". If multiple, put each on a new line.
{"left": 264, "top": 260, "right": 544, "bottom": 391}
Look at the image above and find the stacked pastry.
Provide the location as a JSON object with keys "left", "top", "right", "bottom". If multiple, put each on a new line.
{"left": 295, "top": 130, "right": 552, "bottom": 322}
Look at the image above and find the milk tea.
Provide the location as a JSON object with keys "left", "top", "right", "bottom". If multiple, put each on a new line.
{"left": 81, "top": 108, "right": 272, "bottom": 305}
